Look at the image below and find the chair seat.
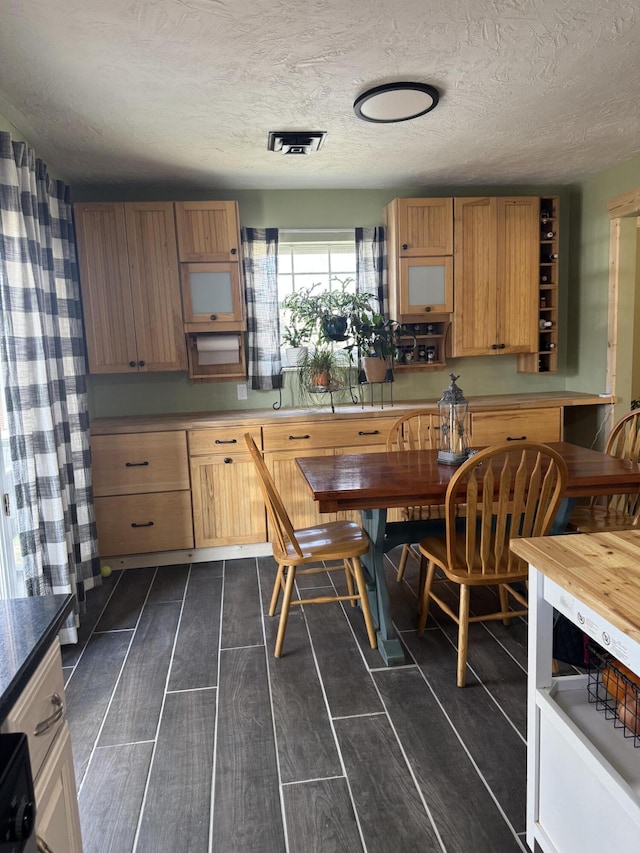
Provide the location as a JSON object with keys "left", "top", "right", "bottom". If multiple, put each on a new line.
{"left": 567, "top": 505, "right": 640, "bottom": 534}
{"left": 419, "top": 534, "right": 528, "bottom": 586}
{"left": 273, "top": 519, "right": 370, "bottom": 565}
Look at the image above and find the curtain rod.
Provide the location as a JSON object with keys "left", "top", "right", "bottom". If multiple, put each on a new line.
{"left": 279, "top": 228, "right": 354, "bottom": 234}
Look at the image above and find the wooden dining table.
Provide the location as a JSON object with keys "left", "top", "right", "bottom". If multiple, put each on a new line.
{"left": 296, "top": 441, "right": 640, "bottom": 665}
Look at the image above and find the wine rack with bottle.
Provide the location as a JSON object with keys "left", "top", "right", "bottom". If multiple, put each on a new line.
{"left": 518, "top": 196, "right": 559, "bottom": 374}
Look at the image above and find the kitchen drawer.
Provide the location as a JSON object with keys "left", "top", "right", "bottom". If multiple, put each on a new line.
{"left": 92, "top": 431, "right": 190, "bottom": 496}
{"left": 95, "top": 490, "right": 194, "bottom": 556}
{"left": 188, "top": 425, "right": 262, "bottom": 456}
{"left": 3, "top": 641, "right": 66, "bottom": 780}
{"left": 262, "top": 417, "right": 397, "bottom": 452}
{"left": 469, "top": 407, "right": 562, "bottom": 445}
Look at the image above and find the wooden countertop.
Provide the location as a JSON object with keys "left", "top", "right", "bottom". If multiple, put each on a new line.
{"left": 511, "top": 530, "right": 640, "bottom": 646}
{"left": 90, "top": 391, "right": 613, "bottom": 434}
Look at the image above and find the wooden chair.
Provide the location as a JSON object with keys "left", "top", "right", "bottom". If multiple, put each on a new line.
{"left": 386, "top": 410, "right": 443, "bottom": 582}
{"left": 417, "top": 442, "right": 568, "bottom": 687}
{"left": 567, "top": 409, "right": 640, "bottom": 533}
{"left": 244, "top": 434, "right": 377, "bottom": 657}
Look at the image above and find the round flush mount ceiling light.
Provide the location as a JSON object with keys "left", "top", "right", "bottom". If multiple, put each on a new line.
{"left": 353, "top": 82, "right": 440, "bottom": 123}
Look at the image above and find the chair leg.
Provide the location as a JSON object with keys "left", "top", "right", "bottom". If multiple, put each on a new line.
{"left": 274, "top": 565, "right": 296, "bottom": 658}
{"left": 396, "top": 544, "right": 411, "bottom": 581}
{"left": 457, "top": 584, "right": 470, "bottom": 688}
{"left": 417, "top": 554, "right": 428, "bottom": 613}
{"left": 343, "top": 558, "right": 356, "bottom": 605}
{"left": 351, "top": 556, "right": 377, "bottom": 649}
{"left": 269, "top": 562, "right": 286, "bottom": 617}
{"left": 417, "top": 560, "right": 437, "bottom": 635}
{"left": 499, "top": 584, "right": 511, "bottom": 626}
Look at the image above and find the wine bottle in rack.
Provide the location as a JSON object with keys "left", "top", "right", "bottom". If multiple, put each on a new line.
{"left": 540, "top": 209, "right": 551, "bottom": 223}
{"left": 539, "top": 319, "right": 553, "bottom": 330}
{"left": 541, "top": 229, "right": 556, "bottom": 239}
{"left": 541, "top": 251, "right": 559, "bottom": 263}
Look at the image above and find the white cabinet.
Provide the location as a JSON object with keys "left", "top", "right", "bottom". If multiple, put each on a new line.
{"left": 2, "top": 639, "right": 82, "bottom": 852}
{"left": 513, "top": 531, "right": 640, "bottom": 853}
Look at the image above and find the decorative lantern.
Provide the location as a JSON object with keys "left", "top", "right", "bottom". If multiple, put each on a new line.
{"left": 437, "top": 373, "right": 469, "bottom": 465}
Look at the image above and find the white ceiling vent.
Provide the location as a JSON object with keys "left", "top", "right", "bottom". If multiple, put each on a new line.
{"left": 267, "top": 131, "right": 326, "bottom": 155}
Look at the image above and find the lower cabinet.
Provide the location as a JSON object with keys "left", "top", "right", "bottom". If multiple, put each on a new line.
{"left": 91, "top": 429, "right": 194, "bottom": 558}
{"left": 189, "top": 426, "right": 266, "bottom": 547}
{"left": 2, "top": 640, "right": 82, "bottom": 853}
{"left": 469, "top": 407, "right": 562, "bottom": 445}
{"left": 34, "top": 724, "right": 83, "bottom": 853}
{"left": 262, "top": 418, "right": 400, "bottom": 534}
{"left": 94, "top": 490, "right": 194, "bottom": 556}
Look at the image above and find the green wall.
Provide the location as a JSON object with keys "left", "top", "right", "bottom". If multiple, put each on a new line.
{"left": 571, "top": 152, "right": 640, "bottom": 417}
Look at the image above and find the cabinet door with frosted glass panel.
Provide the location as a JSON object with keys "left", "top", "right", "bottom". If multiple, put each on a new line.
{"left": 181, "top": 262, "right": 245, "bottom": 331}
{"left": 398, "top": 256, "right": 453, "bottom": 319}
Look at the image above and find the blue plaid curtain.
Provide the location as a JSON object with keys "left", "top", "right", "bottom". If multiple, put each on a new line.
{"left": 241, "top": 227, "right": 283, "bottom": 390}
{"left": 355, "top": 227, "right": 388, "bottom": 317}
{"left": 0, "top": 131, "right": 99, "bottom": 643}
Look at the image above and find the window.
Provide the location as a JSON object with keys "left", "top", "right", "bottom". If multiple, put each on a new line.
{"left": 277, "top": 238, "right": 356, "bottom": 344}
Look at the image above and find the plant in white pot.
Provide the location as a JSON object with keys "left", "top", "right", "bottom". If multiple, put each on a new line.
{"left": 280, "top": 291, "right": 315, "bottom": 367}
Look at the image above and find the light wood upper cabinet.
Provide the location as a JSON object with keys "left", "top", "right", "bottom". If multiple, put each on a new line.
{"left": 386, "top": 197, "right": 454, "bottom": 328}
{"left": 392, "top": 197, "right": 453, "bottom": 256}
{"left": 74, "top": 202, "right": 186, "bottom": 373}
{"left": 452, "top": 197, "right": 538, "bottom": 357}
{"left": 174, "top": 201, "right": 241, "bottom": 262}
{"left": 181, "top": 262, "right": 245, "bottom": 331}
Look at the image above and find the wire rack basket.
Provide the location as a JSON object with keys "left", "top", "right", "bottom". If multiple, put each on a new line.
{"left": 587, "top": 643, "right": 640, "bottom": 747}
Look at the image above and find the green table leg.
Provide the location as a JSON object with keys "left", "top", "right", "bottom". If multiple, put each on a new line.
{"left": 360, "top": 508, "right": 406, "bottom": 666}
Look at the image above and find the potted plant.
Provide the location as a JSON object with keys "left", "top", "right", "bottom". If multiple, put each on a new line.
{"left": 351, "top": 311, "right": 412, "bottom": 383}
{"left": 280, "top": 290, "right": 316, "bottom": 367}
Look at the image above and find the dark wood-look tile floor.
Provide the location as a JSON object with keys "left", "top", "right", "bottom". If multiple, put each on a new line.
{"left": 62, "top": 550, "right": 533, "bottom": 853}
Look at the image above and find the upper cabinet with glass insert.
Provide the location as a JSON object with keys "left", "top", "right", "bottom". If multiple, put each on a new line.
{"left": 386, "top": 197, "right": 454, "bottom": 324}
{"left": 175, "top": 201, "right": 246, "bottom": 332}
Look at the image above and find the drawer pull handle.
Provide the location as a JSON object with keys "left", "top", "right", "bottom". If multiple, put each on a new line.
{"left": 358, "top": 430, "right": 380, "bottom": 436}
{"left": 125, "top": 461, "right": 149, "bottom": 467}
{"left": 289, "top": 434, "right": 310, "bottom": 440}
{"left": 215, "top": 438, "right": 237, "bottom": 444}
{"left": 34, "top": 693, "right": 64, "bottom": 736}
{"left": 506, "top": 436, "right": 527, "bottom": 441}
{"left": 131, "top": 521, "right": 154, "bottom": 528}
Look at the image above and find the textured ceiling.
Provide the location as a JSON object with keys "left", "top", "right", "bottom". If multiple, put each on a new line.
{"left": 1, "top": 0, "right": 639, "bottom": 190}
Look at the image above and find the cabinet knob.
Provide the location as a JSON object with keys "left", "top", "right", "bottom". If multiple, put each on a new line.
{"left": 491, "top": 344, "right": 498, "bottom": 350}
{"left": 210, "top": 314, "right": 218, "bottom": 321}
{"left": 498, "top": 343, "right": 506, "bottom": 349}
{"left": 129, "top": 361, "right": 136, "bottom": 368}
{"left": 224, "top": 457, "right": 233, "bottom": 464}
{"left": 425, "top": 306, "right": 431, "bottom": 313}
{"left": 230, "top": 248, "right": 237, "bottom": 255}
{"left": 139, "top": 360, "right": 145, "bottom": 367}
{"left": 401, "top": 244, "right": 408, "bottom": 250}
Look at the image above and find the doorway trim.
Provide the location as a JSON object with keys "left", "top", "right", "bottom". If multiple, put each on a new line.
{"left": 606, "top": 188, "right": 640, "bottom": 400}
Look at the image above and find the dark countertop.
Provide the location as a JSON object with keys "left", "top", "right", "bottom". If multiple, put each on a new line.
{"left": 0, "top": 594, "right": 74, "bottom": 724}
